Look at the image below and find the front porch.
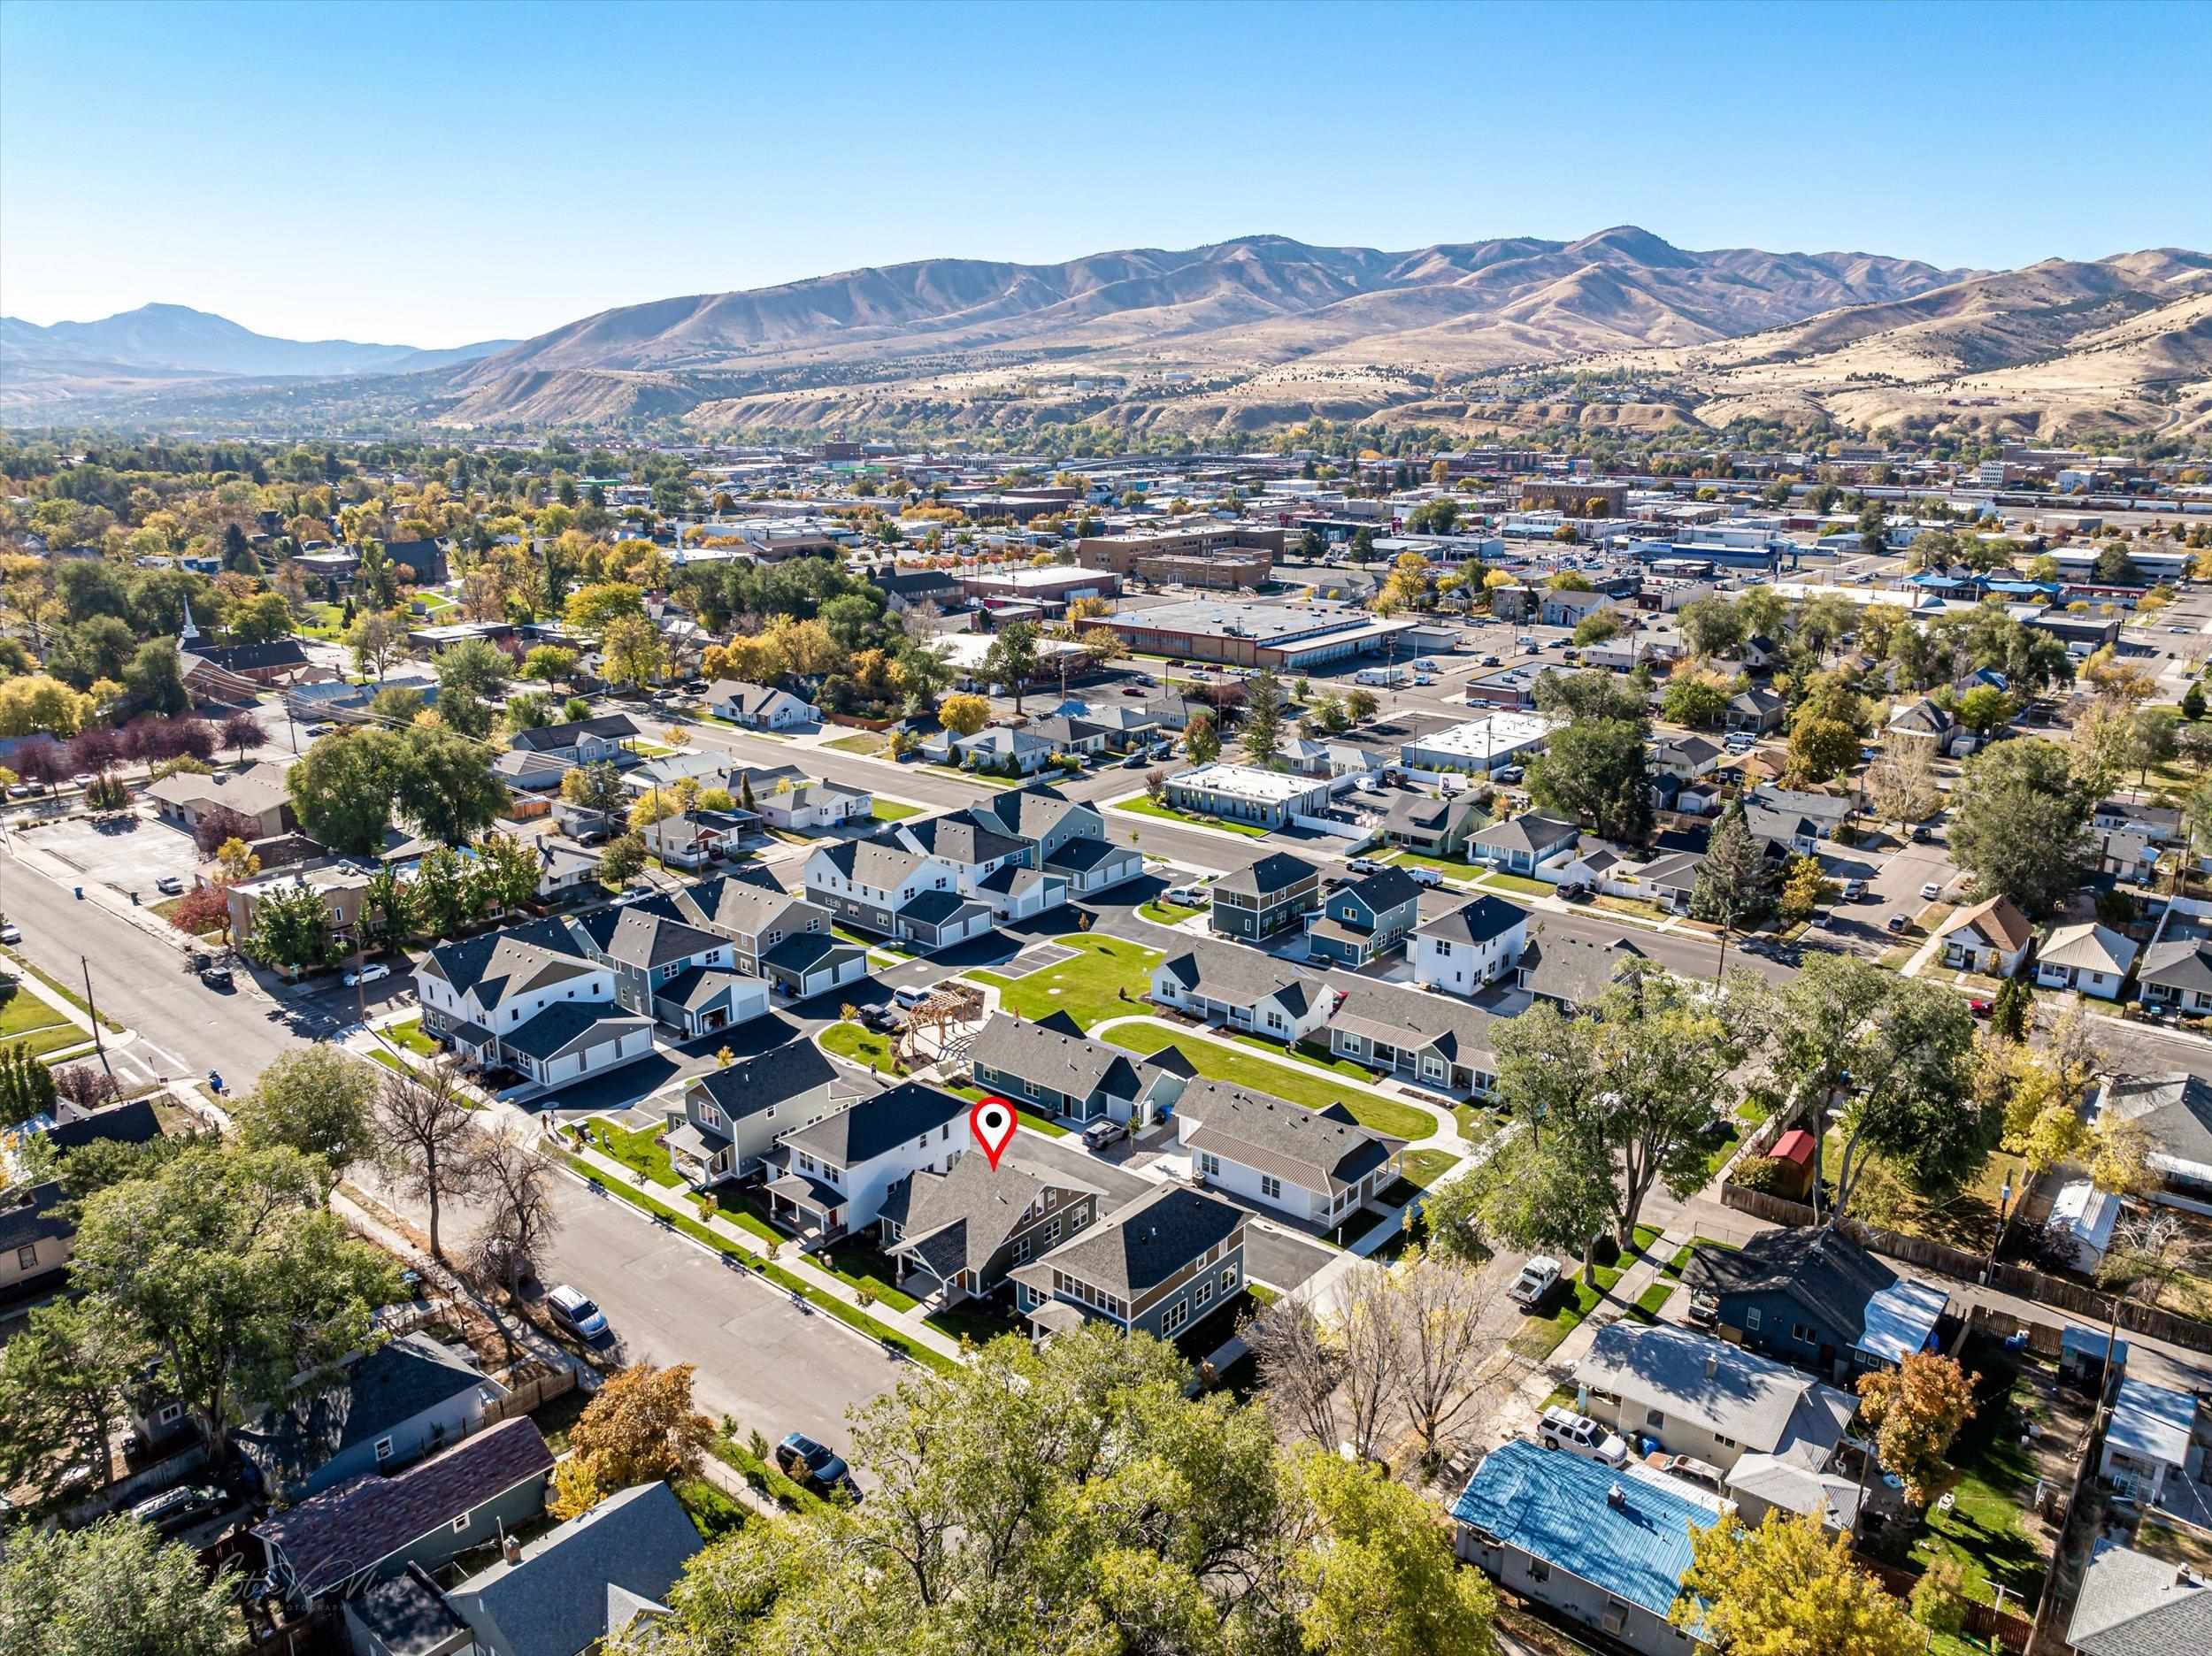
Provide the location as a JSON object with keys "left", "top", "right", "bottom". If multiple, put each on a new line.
{"left": 764, "top": 1169, "right": 849, "bottom": 1243}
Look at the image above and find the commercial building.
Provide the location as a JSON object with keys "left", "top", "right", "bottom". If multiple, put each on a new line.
{"left": 1074, "top": 521, "right": 1283, "bottom": 579}
{"left": 1519, "top": 479, "right": 1629, "bottom": 517}
{"left": 1097, "top": 598, "right": 1419, "bottom": 670}
{"left": 1164, "top": 763, "right": 1333, "bottom": 829}
{"left": 1399, "top": 712, "right": 1552, "bottom": 774}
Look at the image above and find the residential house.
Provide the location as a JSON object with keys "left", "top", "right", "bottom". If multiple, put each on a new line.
{"left": 801, "top": 839, "right": 991, "bottom": 953}
{"left": 705, "top": 679, "right": 818, "bottom": 730}
{"left": 1022, "top": 713, "right": 1112, "bottom": 758}
{"left": 1071, "top": 701, "right": 1164, "bottom": 753}
{"left": 951, "top": 725, "right": 1058, "bottom": 776}
{"left": 1449, "top": 1439, "right": 1717, "bottom": 1656}
{"left": 2066, "top": 1544, "right": 2212, "bottom": 1655}
{"left": 2100, "top": 1378, "right": 2212, "bottom": 1510}
{"left": 1149, "top": 940, "right": 1333, "bottom": 1042}
{"left": 1744, "top": 786, "right": 1850, "bottom": 857}
{"left": 446, "top": 1479, "right": 704, "bottom": 1656}
{"left": 1725, "top": 686, "right": 1786, "bottom": 733}
{"left": 509, "top": 714, "right": 641, "bottom": 768}
{"left": 1176, "top": 1080, "right": 1402, "bottom": 1227}
{"left": 1164, "top": 763, "right": 1333, "bottom": 829}
{"left": 647, "top": 875, "right": 837, "bottom": 981}
{"left": 1887, "top": 697, "right": 1964, "bottom": 755}
{"left": 2099, "top": 828, "right": 2167, "bottom": 886}
{"left": 2035, "top": 922, "right": 2139, "bottom": 998}
{"left": 0, "top": 1182, "right": 71, "bottom": 1300}
{"left": 562, "top": 904, "right": 770, "bottom": 1039}
{"left": 253, "top": 1418, "right": 555, "bottom": 1608}
{"left": 635, "top": 809, "right": 750, "bottom": 870}
{"left": 968, "top": 1009, "right": 1192, "bottom": 1130}
{"left": 1210, "top": 851, "right": 1324, "bottom": 942}
{"left": 880, "top": 1146, "right": 1102, "bottom": 1306}
{"left": 1325, "top": 978, "right": 1502, "bottom": 1098}
{"left": 1686, "top": 1225, "right": 1948, "bottom": 1381}
{"left": 1575, "top": 1321, "right": 1859, "bottom": 1481}
{"left": 1378, "top": 788, "right": 1486, "bottom": 858}
{"left": 660, "top": 1042, "right": 883, "bottom": 1188}
{"left": 1592, "top": 848, "right": 1704, "bottom": 913}
{"left": 1934, "top": 893, "right": 2032, "bottom": 977}
{"left": 415, "top": 922, "right": 656, "bottom": 1086}
{"left": 2095, "top": 798, "right": 2185, "bottom": 842}
{"left": 225, "top": 859, "right": 378, "bottom": 970}
{"left": 951, "top": 786, "right": 1143, "bottom": 898}
{"left": 1280, "top": 737, "right": 1391, "bottom": 782}
{"left": 2092, "top": 1074, "right": 2212, "bottom": 1198}
{"left": 2138, "top": 939, "right": 2212, "bottom": 1017}
{"left": 143, "top": 762, "right": 296, "bottom": 840}
{"left": 1649, "top": 733, "right": 1725, "bottom": 782}
{"left": 1411, "top": 895, "right": 1531, "bottom": 996}
{"left": 765, "top": 1080, "right": 972, "bottom": 1238}
{"left": 236, "top": 1331, "right": 507, "bottom": 1502}
{"left": 1305, "top": 866, "right": 1421, "bottom": 968}
{"left": 338, "top": 1568, "right": 475, "bottom": 1656}
{"left": 753, "top": 778, "right": 873, "bottom": 832}
{"left": 1010, "top": 1184, "right": 1248, "bottom": 1345}
{"left": 1518, "top": 932, "right": 1647, "bottom": 1011}
{"left": 1470, "top": 812, "right": 1578, "bottom": 877}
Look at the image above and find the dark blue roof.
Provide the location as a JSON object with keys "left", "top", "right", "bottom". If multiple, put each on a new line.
{"left": 1448, "top": 1438, "right": 1717, "bottom": 1620}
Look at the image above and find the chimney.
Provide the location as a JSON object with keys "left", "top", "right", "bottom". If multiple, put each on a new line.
{"left": 1607, "top": 1483, "right": 1627, "bottom": 1509}
{"left": 1705, "top": 1352, "right": 1718, "bottom": 1380}
{"left": 503, "top": 1534, "right": 523, "bottom": 1565}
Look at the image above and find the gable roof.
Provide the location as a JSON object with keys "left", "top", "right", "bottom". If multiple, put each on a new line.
{"left": 567, "top": 905, "right": 726, "bottom": 970}
{"left": 2039, "top": 922, "right": 2139, "bottom": 975}
{"left": 1687, "top": 1226, "right": 1941, "bottom": 1360}
{"left": 1155, "top": 939, "right": 1327, "bottom": 1017}
{"left": 509, "top": 713, "right": 640, "bottom": 753}
{"left": 970, "top": 1011, "right": 1179, "bottom": 1105}
{"left": 705, "top": 678, "right": 808, "bottom": 714}
{"left": 253, "top": 1418, "right": 554, "bottom": 1600}
{"left": 186, "top": 638, "right": 311, "bottom": 673}
{"left": 650, "top": 873, "right": 810, "bottom": 939}
{"left": 1937, "top": 893, "right": 2032, "bottom": 954}
{"left": 1415, "top": 893, "right": 1529, "bottom": 947}
{"left": 1519, "top": 932, "right": 1644, "bottom": 1007}
{"left": 1381, "top": 789, "right": 1484, "bottom": 836}
{"left": 777, "top": 1079, "right": 967, "bottom": 1166}
{"left": 1449, "top": 1438, "right": 1716, "bottom": 1621}
{"left": 687, "top": 1040, "right": 878, "bottom": 1131}
{"left": 811, "top": 837, "right": 936, "bottom": 890}
{"left": 1213, "top": 850, "right": 1323, "bottom": 900}
{"left": 1326, "top": 976, "right": 1500, "bottom": 1070}
{"left": 1339, "top": 866, "right": 1421, "bottom": 916}
{"left": 141, "top": 760, "right": 293, "bottom": 817}
{"left": 2139, "top": 939, "right": 2212, "bottom": 994}
{"left": 2097, "top": 1074, "right": 2212, "bottom": 1170}
{"left": 452, "top": 1479, "right": 703, "bottom": 1656}
{"left": 503, "top": 1001, "right": 649, "bottom": 1062}
{"left": 237, "top": 1333, "right": 492, "bottom": 1490}
{"left": 418, "top": 918, "right": 599, "bottom": 1008}
{"left": 1010, "top": 1184, "right": 1245, "bottom": 1300}
{"left": 2068, "top": 1545, "right": 2212, "bottom": 1655}
{"left": 900, "top": 813, "right": 1028, "bottom": 869}
{"left": 1475, "top": 813, "right": 1578, "bottom": 855}
{"left": 1577, "top": 1322, "right": 1857, "bottom": 1466}
{"left": 1178, "top": 1081, "right": 1399, "bottom": 1194}
{"left": 42, "top": 1097, "right": 163, "bottom": 1155}
{"left": 880, "top": 1147, "right": 1100, "bottom": 1283}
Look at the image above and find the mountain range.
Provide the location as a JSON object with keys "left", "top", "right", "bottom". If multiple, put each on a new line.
{"left": 4, "top": 230, "right": 2207, "bottom": 444}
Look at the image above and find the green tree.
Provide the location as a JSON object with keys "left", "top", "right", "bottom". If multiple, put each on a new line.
{"left": 1572, "top": 609, "right": 1624, "bottom": 647}
{"left": 599, "top": 832, "right": 648, "bottom": 886}
{"left": 600, "top": 611, "right": 669, "bottom": 688}
{"left": 70, "top": 1142, "right": 398, "bottom": 1454}
{"left": 474, "top": 831, "right": 543, "bottom": 915}
{"left": 520, "top": 643, "right": 580, "bottom": 689}
{"left": 345, "top": 608, "right": 405, "bottom": 678}
{"left": 1778, "top": 854, "right": 1839, "bottom": 924}
{"left": 1184, "top": 710, "right": 1220, "bottom": 765}
{"left": 1676, "top": 594, "right": 1745, "bottom": 659}
{"left": 1660, "top": 673, "right": 1729, "bottom": 729}
{"left": 227, "top": 590, "right": 294, "bottom": 644}
{"left": 1689, "top": 798, "right": 1776, "bottom": 977}
{"left": 287, "top": 726, "right": 400, "bottom": 855}
{"left": 123, "top": 637, "right": 190, "bottom": 717}
{"left": 1955, "top": 685, "right": 2012, "bottom": 735}
{"left": 1241, "top": 667, "right": 1285, "bottom": 768}
{"left": 433, "top": 633, "right": 511, "bottom": 706}
{"left": 235, "top": 1047, "right": 380, "bottom": 1199}
{"left": 0, "top": 1517, "right": 246, "bottom": 1656}
{"left": 1787, "top": 716, "right": 1860, "bottom": 784}
{"left": 1528, "top": 717, "right": 1653, "bottom": 844}
{"left": 355, "top": 864, "right": 415, "bottom": 954}
{"left": 410, "top": 846, "right": 480, "bottom": 939}
{"left": 1949, "top": 737, "right": 2093, "bottom": 916}
{"left": 242, "top": 879, "right": 342, "bottom": 974}
{"left": 0, "top": 1037, "right": 58, "bottom": 1129}
{"left": 393, "top": 724, "right": 511, "bottom": 847}
{"left": 979, "top": 620, "right": 1041, "bottom": 713}
{"left": 561, "top": 759, "right": 630, "bottom": 838}
{"left": 0, "top": 1299, "right": 140, "bottom": 1493}
{"left": 564, "top": 580, "right": 647, "bottom": 632}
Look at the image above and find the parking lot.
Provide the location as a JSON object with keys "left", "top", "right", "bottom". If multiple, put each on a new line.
{"left": 17, "top": 807, "right": 206, "bottom": 896}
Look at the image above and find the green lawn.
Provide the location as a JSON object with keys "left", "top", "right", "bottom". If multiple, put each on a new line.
{"left": 582, "top": 1120, "right": 684, "bottom": 1188}
{"left": 819, "top": 1021, "right": 899, "bottom": 1075}
{"left": 871, "top": 798, "right": 923, "bottom": 822}
{"left": 1109, "top": 797, "right": 1270, "bottom": 837}
{"left": 1398, "top": 1148, "right": 1463, "bottom": 1188}
{"left": 710, "top": 1433, "right": 836, "bottom": 1516}
{"left": 925, "top": 765, "right": 1018, "bottom": 789}
{"left": 365, "top": 1048, "right": 408, "bottom": 1074}
{"left": 965, "top": 933, "right": 1162, "bottom": 1030}
{"left": 674, "top": 1476, "right": 749, "bottom": 1538}
{"left": 812, "top": 1236, "right": 922, "bottom": 1313}
{"left": 1102, "top": 1024, "right": 1434, "bottom": 1140}
{"left": 630, "top": 740, "right": 683, "bottom": 757}
{"left": 1138, "top": 899, "right": 1204, "bottom": 925}
{"left": 925, "top": 1295, "right": 1028, "bottom": 1349}
{"left": 1509, "top": 1259, "right": 1628, "bottom": 1361}
{"left": 1625, "top": 1279, "right": 1678, "bottom": 1324}
{"left": 826, "top": 731, "right": 888, "bottom": 756}
{"left": 946, "top": 1080, "right": 1073, "bottom": 1138}
{"left": 1904, "top": 1351, "right": 2049, "bottom": 1606}
{"left": 380, "top": 1016, "right": 438, "bottom": 1056}
{"left": 1385, "top": 849, "right": 1492, "bottom": 883}
{"left": 0, "top": 985, "right": 71, "bottom": 1046}
{"left": 1478, "top": 870, "right": 1555, "bottom": 897}
{"left": 2, "top": 955, "right": 121, "bottom": 1031}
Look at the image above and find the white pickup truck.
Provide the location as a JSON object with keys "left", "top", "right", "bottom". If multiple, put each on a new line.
{"left": 1508, "top": 1256, "right": 1562, "bottom": 1308}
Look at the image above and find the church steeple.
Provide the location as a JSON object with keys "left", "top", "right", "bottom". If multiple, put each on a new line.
{"left": 180, "top": 594, "right": 201, "bottom": 644}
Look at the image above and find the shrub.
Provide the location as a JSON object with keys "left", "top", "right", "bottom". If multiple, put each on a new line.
{"left": 1732, "top": 1155, "right": 1796, "bottom": 1195}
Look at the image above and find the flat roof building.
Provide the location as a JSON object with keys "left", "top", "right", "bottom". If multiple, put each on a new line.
{"left": 1401, "top": 713, "right": 1553, "bottom": 773}
{"left": 1098, "top": 598, "right": 1419, "bottom": 670}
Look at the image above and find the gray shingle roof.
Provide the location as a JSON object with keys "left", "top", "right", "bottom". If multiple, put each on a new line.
{"left": 452, "top": 1480, "right": 703, "bottom": 1656}
{"left": 1415, "top": 893, "right": 1530, "bottom": 947}
{"left": 879, "top": 1148, "right": 1100, "bottom": 1282}
{"left": 1474, "top": 813, "right": 1578, "bottom": 855}
{"left": 237, "top": 1333, "right": 491, "bottom": 1490}
{"left": 1155, "top": 939, "right": 1327, "bottom": 1016}
{"left": 2098, "top": 1074, "right": 2212, "bottom": 1169}
{"left": 1576, "top": 1322, "right": 1857, "bottom": 1466}
{"left": 778, "top": 1080, "right": 967, "bottom": 1166}
{"left": 1009, "top": 1184, "right": 1245, "bottom": 1299}
{"left": 1213, "top": 850, "right": 1323, "bottom": 900}
{"left": 502, "top": 1001, "right": 649, "bottom": 1062}
{"left": 2068, "top": 1545, "right": 2212, "bottom": 1654}
{"left": 1179, "top": 1082, "right": 1399, "bottom": 1195}
{"left": 2139, "top": 940, "right": 2212, "bottom": 994}
{"left": 1518, "top": 932, "right": 1645, "bottom": 1007}
{"left": 687, "top": 1041, "right": 872, "bottom": 1125}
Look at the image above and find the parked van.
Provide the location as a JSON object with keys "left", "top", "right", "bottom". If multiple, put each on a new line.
{"left": 1354, "top": 665, "right": 1410, "bottom": 686}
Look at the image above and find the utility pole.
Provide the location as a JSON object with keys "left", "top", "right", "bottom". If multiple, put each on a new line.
{"left": 80, "top": 954, "right": 112, "bottom": 1079}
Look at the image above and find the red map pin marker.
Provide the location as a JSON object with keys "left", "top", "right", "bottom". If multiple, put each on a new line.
{"left": 970, "top": 1095, "right": 1018, "bottom": 1170}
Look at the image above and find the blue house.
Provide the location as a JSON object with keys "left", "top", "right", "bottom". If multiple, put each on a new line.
{"left": 1686, "top": 1226, "right": 1947, "bottom": 1384}
{"left": 1305, "top": 866, "right": 1421, "bottom": 968}
{"left": 1450, "top": 1438, "right": 1718, "bottom": 1656}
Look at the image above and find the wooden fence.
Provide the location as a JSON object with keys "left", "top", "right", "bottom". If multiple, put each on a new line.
{"left": 1852, "top": 1551, "right": 2034, "bottom": 1652}
{"left": 485, "top": 1361, "right": 577, "bottom": 1423}
{"left": 1716, "top": 1182, "right": 2212, "bottom": 1354}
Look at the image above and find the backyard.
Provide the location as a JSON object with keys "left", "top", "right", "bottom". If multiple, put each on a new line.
{"left": 1101, "top": 1022, "right": 1435, "bottom": 1140}
{"left": 818, "top": 1020, "right": 899, "bottom": 1074}
{"left": 964, "top": 933, "right": 1162, "bottom": 1030}
{"left": 1506, "top": 1225, "right": 1664, "bottom": 1361}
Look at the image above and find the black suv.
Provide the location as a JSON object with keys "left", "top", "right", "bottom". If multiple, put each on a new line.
{"left": 775, "top": 1432, "right": 856, "bottom": 1498}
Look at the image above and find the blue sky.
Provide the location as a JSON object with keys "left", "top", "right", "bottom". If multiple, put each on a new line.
{"left": 4, "top": 0, "right": 2206, "bottom": 348}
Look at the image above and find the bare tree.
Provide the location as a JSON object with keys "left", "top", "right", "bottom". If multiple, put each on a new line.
{"left": 370, "top": 1059, "right": 485, "bottom": 1262}
{"left": 1246, "top": 1297, "right": 1339, "bottom": 1450}
{"left": 1330, "top": 1266, "right": 1399, "bottom": 1463}
{"left": 469, "top": 1128, "right": 563, "bottom": 1298}
{"left": 1381, "top": 1246, "right": 1497, "bottom": 1467}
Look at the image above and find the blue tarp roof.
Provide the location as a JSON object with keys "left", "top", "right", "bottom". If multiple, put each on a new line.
{"left": 1449, "top": 1438, "right": 1717, "bottom": 1619}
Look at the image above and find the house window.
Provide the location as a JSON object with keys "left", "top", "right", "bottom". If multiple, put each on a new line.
{"left": 1714, "top": 1434, "right": 1736, "bottom": 1449}
{"left": 1793, "top": 1322, "right": 1816, "bottom": 1346}
{"left": 451, "top": 1513, "right": 471, "bottom": 1534}
{"left": 1745, "top": 1308, "right": 1761, "bottom": 1330}
{"left": 1199, "top": 1152, "right": 1220, "bottom": 1177}
{"left": 374, "top": 1437, "right": 394, "bottom": 1463}
{"left": 1221, "top": 1264, "right": 1239, "bottom": 1292}
{"left": 1259, "top": 1175, "right": 1282, "bottom": 1200}
{"left": 1646, "top": 1408, "right": 1665, "bottom": 1429}
{"left": 1161, "top": 1300, "right": 1189, "bottom": 1336}
{"left": 1195, "top": 1279, "right": 1214, "bottom": 1309}
{"left": 14, "top": 1244, "right": 34, "bottom": 1269}
{"left": 1434, "top": 939, "right": 1453, "bottom": 954}
{"left": 1012, "top": 1238, "right": 1030, "bottom": 1264}
{"left": 1044, "top": 1220, "right": 1060, "bottom": 1246}
{"left": 1526, "top": 1559, "right": 1550, "bottom": 1584}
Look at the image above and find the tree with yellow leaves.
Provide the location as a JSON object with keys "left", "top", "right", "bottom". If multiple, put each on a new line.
{"left": 1855, "top": 1351, "right": 1976, "bottom": 1507}
{"left": 1671, "top": 1509, "right": 1923, "bottom": 1655}
{"left": 548, "top": 1362, "right": 714, "bottom": 1519}
{"left": 939, "top": 693, "right": 990, "bottom": 737}
{"left": 762, "top": 617, "right": 841, "bottom": 678}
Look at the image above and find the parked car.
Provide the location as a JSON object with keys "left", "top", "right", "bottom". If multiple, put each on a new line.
{"left": 775, "top": 1432, "right": 856, "bottom": 1498}
{"left": 546, "top": 1284, "right": 609, "bottom": 1340}
{"left": 858, "top": 1005, "right": 902, "bottom": 1034}
{"left": 1840, "top": 878, "right": 1867, "bottom": 901}
{"left": 1885, "top": 914, "right": 1909, "bottom": 934}
{"left": 199, "top": 965, "right": 234, "bottom": 990}
{"left": 1918, "top": 880, "right": 1944, "bottom": 901}
{"left": 1556, "top": 882, "right": 1592, "bottom": 902}
{"left": 1120, "top": 750, "right": 1148, "bottom": 767}
{"left": 1412, "top": 658, "right": 1439, "bottom": 671}
{"left": 1164, "top": 884, "right": 1207, "bottom": 906}
{"left": 1537, "top": 1406, "right": 1628, "bottom": 1467}
{"left": 1404, "top": 866, "right": 1444, "bottom": 889}
{"left": 1345, "top": 857, "right": 1386, "bottom": 876}
{"left": 1969, "top": 998, "right": 1992, "bottom": 1019}
{"left": 1119, "top": 686, "right": 1147, "bottom": 697}
{"left": 1910, "top": 824, "right": 1933, "bottom": 843}
{"left": 154, "top": 875, "right": 185, "bottom": 895}
{"left": 129, "top": 1484, "right": 227, "bottom": 1535}
{"left": 343, "top": 962, "right": 391, "bottom": 987}
{"left": 1479, "top": 654, "right": 1502, "bottom": 666}
{"left": 1686, "top": 1288, "right": 1720, "bottom": 1328}
{"left": 0, "top": 923, "right": 19, "bottom": 945}
{"left": 1080, "top": 1118, "right": 1127, "bottom": 1151}
{"left": 893, "top": 984, "right": 935, "bottom": 1010}
{"left": 1495, "top": 763, "right": 1525, "bottom": 783}
{"left": 1658, "top": 1454, "right": 1726, "bottom": 1493}
{"left": 1508, "top": 1256, "right": 1561, "bottom": 1308}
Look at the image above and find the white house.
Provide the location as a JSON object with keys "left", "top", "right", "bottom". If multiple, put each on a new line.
{"left": 754, "top": 778, "right": 873, "bottom": 832}
{"left": 2035, "top": 923, "right": 2139, "bottom": 1000}
{"left": 1935, "top": 894, "right": 2033, "bottom": 978}
{"left": 414, "top": 925, "right": 656, "bottom": 1090}
{"left": 1148, "top": 940, "right": 1333, "bottom": 1042}
{"left": 764, "top": 1081, "right": 973, "bottom": 1238}
{"left": 1411, "top": 895, "right": 1531, "bottom": 996}
{"left": 800, "top": 840, "right": 991, "bottom": 953}
{"left": 2100, "top": 1378, "right": 2209, "bottom": 1508}
{"left": 1174, "top": 1079, "right": 1400, "bottom": 1227}
{"left": 705, "top": 679, "right": 818, "bottom": 730}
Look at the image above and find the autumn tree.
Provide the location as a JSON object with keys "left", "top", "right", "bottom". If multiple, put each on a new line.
{"left": 1855, "top": 1352, "right": 1976, "bottom": 1506}
{"left": 369, "top": 1060, "right": 484, "bottom": 1261}
{"left": 937, "top": 692, "right": 989, "bottom": 737}
{"left": 550, "top": 1361, "right": 715, "bottom": 1518}
{"left": 1778, "top": 854, "right": 1839, "bottom": 924}
{"left": 1672, "top": 1509, "right": 1922, "bottom": 1656}
{"left": 1864, "top": 740, "right": 1940, "bottom": 832}
{"left": 469, "top": 1126, "right": 564, "bottom": 1299}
